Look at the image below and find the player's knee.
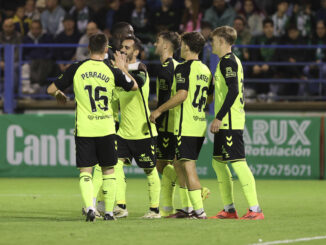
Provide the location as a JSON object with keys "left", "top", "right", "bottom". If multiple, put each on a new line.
{"left": 144, "top": 168, "right": 154, "bottom": 175}
{"left": 101, "top": 166, "right": 114, "bottom": 175}
{"left": 156, "top": 161, "right": 167, "bottom": 174}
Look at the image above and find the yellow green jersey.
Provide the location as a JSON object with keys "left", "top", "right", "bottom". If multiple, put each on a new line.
{"left": 173, "top": 60, "right": 213, "bottom": 137}
{"left": 117, "top": 62, "right": 157, "bottom": 140}
{"left": 214, "top": 52, "right": 245, "bottom": 130}
{"left": 156, "top": 58, "right": 179, "bottom": 133}
{"left": 54, "top": 59, "right": 134, "bottom": 137}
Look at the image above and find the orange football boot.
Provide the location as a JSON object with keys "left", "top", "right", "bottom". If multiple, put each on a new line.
{"left": 240, "top": 209, "right": 264, "bottom": 220}
{"left": 209, "top": 209, "right": 239, "bottom": 219}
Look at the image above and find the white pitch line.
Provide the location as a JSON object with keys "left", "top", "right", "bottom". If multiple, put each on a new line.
{"left": 249, "top": 236, "right": 326, "bottom": 245}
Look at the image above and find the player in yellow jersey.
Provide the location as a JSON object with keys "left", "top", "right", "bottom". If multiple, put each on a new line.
{"left": 151, "top": 32, "right": 213, "bottom": 219}
{"left": 153, "top": 31, "right": 181, "bottom": 216}
{"left": 47, "top": 33, "right": 138, "bottom": 221}
{"left": 209, "top": 26, "right": 264, "bottom": 220}
{"left": 114, "top": 36, "right": 161, "bottom": 218}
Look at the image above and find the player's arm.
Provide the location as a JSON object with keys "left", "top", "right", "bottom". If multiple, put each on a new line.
{"left": 150, "top": 63, "right": 190, "bottom": 123}
{"left": 112, "top": 51, "right": 138, "bottom": 91}
{"left": 211, "top": 58, "right": 238, "bottom": 133}
{"left": 47, "top": 62, "right": 78, "bottom": 104}
{"left": 207, "top": 75, "right": 214, "bottom": 104}
{"left": 129, "top": 63, "right": 147, "bottom": 88}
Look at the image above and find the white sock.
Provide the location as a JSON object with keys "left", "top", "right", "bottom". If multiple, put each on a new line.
{"left": 92, "top": 197, "right": 97, "bottom": 207}
{"left": 250, "top": 205, "right": 261, "bottom": 212}
{"left": 182, "top": 207, "right": 193, "bottom": 213}
{"left": 195, "top": 208, "right": 204, "bottom": 215}
{"left": 224, "top": 203, "right": 235, "bottom": 212}
{"left": 86, "top": 206, "right": 95, "bottom": 212}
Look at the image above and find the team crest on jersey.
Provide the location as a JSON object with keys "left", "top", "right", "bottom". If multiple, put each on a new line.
{"left": 225, "top": 67, "right": 236, "bottom": 78}
{"left": 176, "top": 73, "right": 185, "bottom": 83}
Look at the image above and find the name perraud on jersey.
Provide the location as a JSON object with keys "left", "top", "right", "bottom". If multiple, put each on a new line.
{"left": 81, "top": 72, "right": 110, "bottom": 83}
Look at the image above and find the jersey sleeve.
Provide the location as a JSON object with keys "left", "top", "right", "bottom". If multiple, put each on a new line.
{"left": 175, "top": 62, "right": 191, "bottom": 91}
{"left": 129, "top": 69, "right": 147, "bottom": 88}
{"left": 207, "top": 75, "right": 214, "bottom": 96}
{"left": 216, "top": 58, "right": 239, "bottom": 120}
{"left": 110, "top": 66, "right": 135, "bottom": 92}
{"left": 53, "top": 62, "right": 79, "bottom": 91}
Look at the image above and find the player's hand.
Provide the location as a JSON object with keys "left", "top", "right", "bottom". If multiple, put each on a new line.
{"left": 210, "top": 118, "right": 222, "bottom": 133}
{"left": 55, "top": 90, "right": 68, "bottom": 104}
{"left": 150, "top": 110, "right": 161, "bottom": 124}
{"left": 114, "top": 51, "right": 127, "bottom": 71}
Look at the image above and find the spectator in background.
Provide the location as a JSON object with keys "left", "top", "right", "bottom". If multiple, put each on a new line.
{"left": 316, "top": 0, "right": 326, "bottom": 22}
{"left": 94, "top": 0, "right": 120, "bottom": 36}
{"left": 249, "top": 18, "right": 278, "bottom": 97}
{"left": 55, "top": 15, "right": 81, "bottom": 72}
{"left": 304, "top": 20, "right": 326, "bottom": 95}
{"left": 75, "top": 21, "right": 100, "bottom": 61}
{"left": 150, "top": 0, "right": 180, "bottom": 33}
{"left": 131, "top": 0, "right": 152, "bottom": 43}
{"left": 12, "top": 6, "right": 32, "bottom": 36}
{"left": 25, "top": 0, "right": 41, "bottom": 20}
{"left": 290, "top": 0, "right": 315, "bottom": 38}
{"left": 203, "top": 0, "right": 236, "bottom": 29}
{"left": 199, "top": 21, "right": 213, "bottom": 66}
{"left": 272, "top": 0, "right": 290, "bottom": 37}
{"left": 0, "top": 18, "right": 22, "bottom": 91}
{"left": 40, "top": 0, "right": 66, "bottom": 36}
{"left": 69, "top": 0, "right": 95, "bottom": 34}
{"left": 22, "top": 20, "right": 56, "bottom": 94}
{"left": 35, "top": 0, "right": 46, "bottom": 13}
{"left": 232, "top": 16, "right": 251, "bottom": 61}
{"left": 238, "top": 0, "right": 264, "bottom": 37}
{"left": 274, "top": 24, "right": 307, "bottom": 96}
{"left": 180, "top": 0, "right": 202, "bottom": 32}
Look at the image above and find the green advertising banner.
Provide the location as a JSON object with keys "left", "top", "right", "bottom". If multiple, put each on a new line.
{"left": 0, "top": 114, "right": 79, "bottom": 177}
{"left": 0, "top": 114, "right": 321, "bottom": 179}
{"left": 242, "top": 115, "right": 320, "bottom": 179}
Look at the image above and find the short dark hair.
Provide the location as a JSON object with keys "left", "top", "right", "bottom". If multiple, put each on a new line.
{"left": 157, "top": 31, "right": 181, "bottom": 51}
{"left": 200, "top": 21, "right": 212, "bottom": 30}
{"left": 212, "top": 26, "right": 237, "bottom": 45}
{"left": 111, "top": 22, "right": 133, "bottom": 35}
{"left": 234, "top": 15, "right": 246, "bottom": 25}
{"left": 89, "top": 33, "right": 108, "bottom": 54}
{"left": 263, "top": 18, "right": 274, "bottom": 27}
{"left": 122, "top": 36, "right": 143, "bottom": 51}
{"left": 181, "top": 31, "right": 205, "bottom": 54}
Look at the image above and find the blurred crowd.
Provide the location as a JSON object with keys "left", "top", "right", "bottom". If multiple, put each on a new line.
{"left": 0, "top": 0, "right": 326, "bottom": 99}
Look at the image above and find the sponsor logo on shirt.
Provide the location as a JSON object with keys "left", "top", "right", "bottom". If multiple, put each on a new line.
{"left": 225, "top": 67, "right": 236, "bottom": 78}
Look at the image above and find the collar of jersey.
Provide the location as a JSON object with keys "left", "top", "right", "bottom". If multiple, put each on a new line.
{"left": 221, "top": 52, "right": 233, "bottom": 59}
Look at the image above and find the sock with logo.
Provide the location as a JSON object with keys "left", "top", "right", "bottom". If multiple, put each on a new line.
{"left": 212, "top": 158, "right": 234, "bottom": 208}
{"left": 102, "top": 172, "right": 117, "bottom": 213}
{"left": 79, "top": 172, "right": 94, "bottom": 211}
{"left": 92, "top": 164, "right": 103, "bottom": 206}
{"left": 161, "top": 164, "right": 176, "bottom": 213}
{"left": 179, "top": 187, "right": 193, "bottom": 213}
{"left": 188, "top": 189, "right": 204, "bottom": 214}
{"left": 231, "top": 161, "right": 260, "bottom": 209}
{"left": 145, "top": 168, "right": 161, "bottom": 209}
{"left": 114, "top": 159, "right": 127, "bottom": 206}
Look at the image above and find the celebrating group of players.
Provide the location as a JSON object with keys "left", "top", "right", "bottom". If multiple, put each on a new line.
{"left": 47, "top": 22, "right": 264, "bottom": 222}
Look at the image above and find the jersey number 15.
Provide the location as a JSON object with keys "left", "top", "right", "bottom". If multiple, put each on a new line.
{"left": 84, "top": 85, "right": 108, "bottom": 112}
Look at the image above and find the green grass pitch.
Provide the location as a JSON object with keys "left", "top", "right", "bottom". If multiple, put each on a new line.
{"left": 0, "top": 178, "right": 326, "bottom": 245}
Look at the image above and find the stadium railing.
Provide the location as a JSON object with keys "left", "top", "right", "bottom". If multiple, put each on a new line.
{"left": 1, "top": 43, "right": 326, "bottom": 113}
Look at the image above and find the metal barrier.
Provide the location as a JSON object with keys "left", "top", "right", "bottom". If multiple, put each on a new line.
{"left": 1, "top": 43, "right": 326, "bottom": 113}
